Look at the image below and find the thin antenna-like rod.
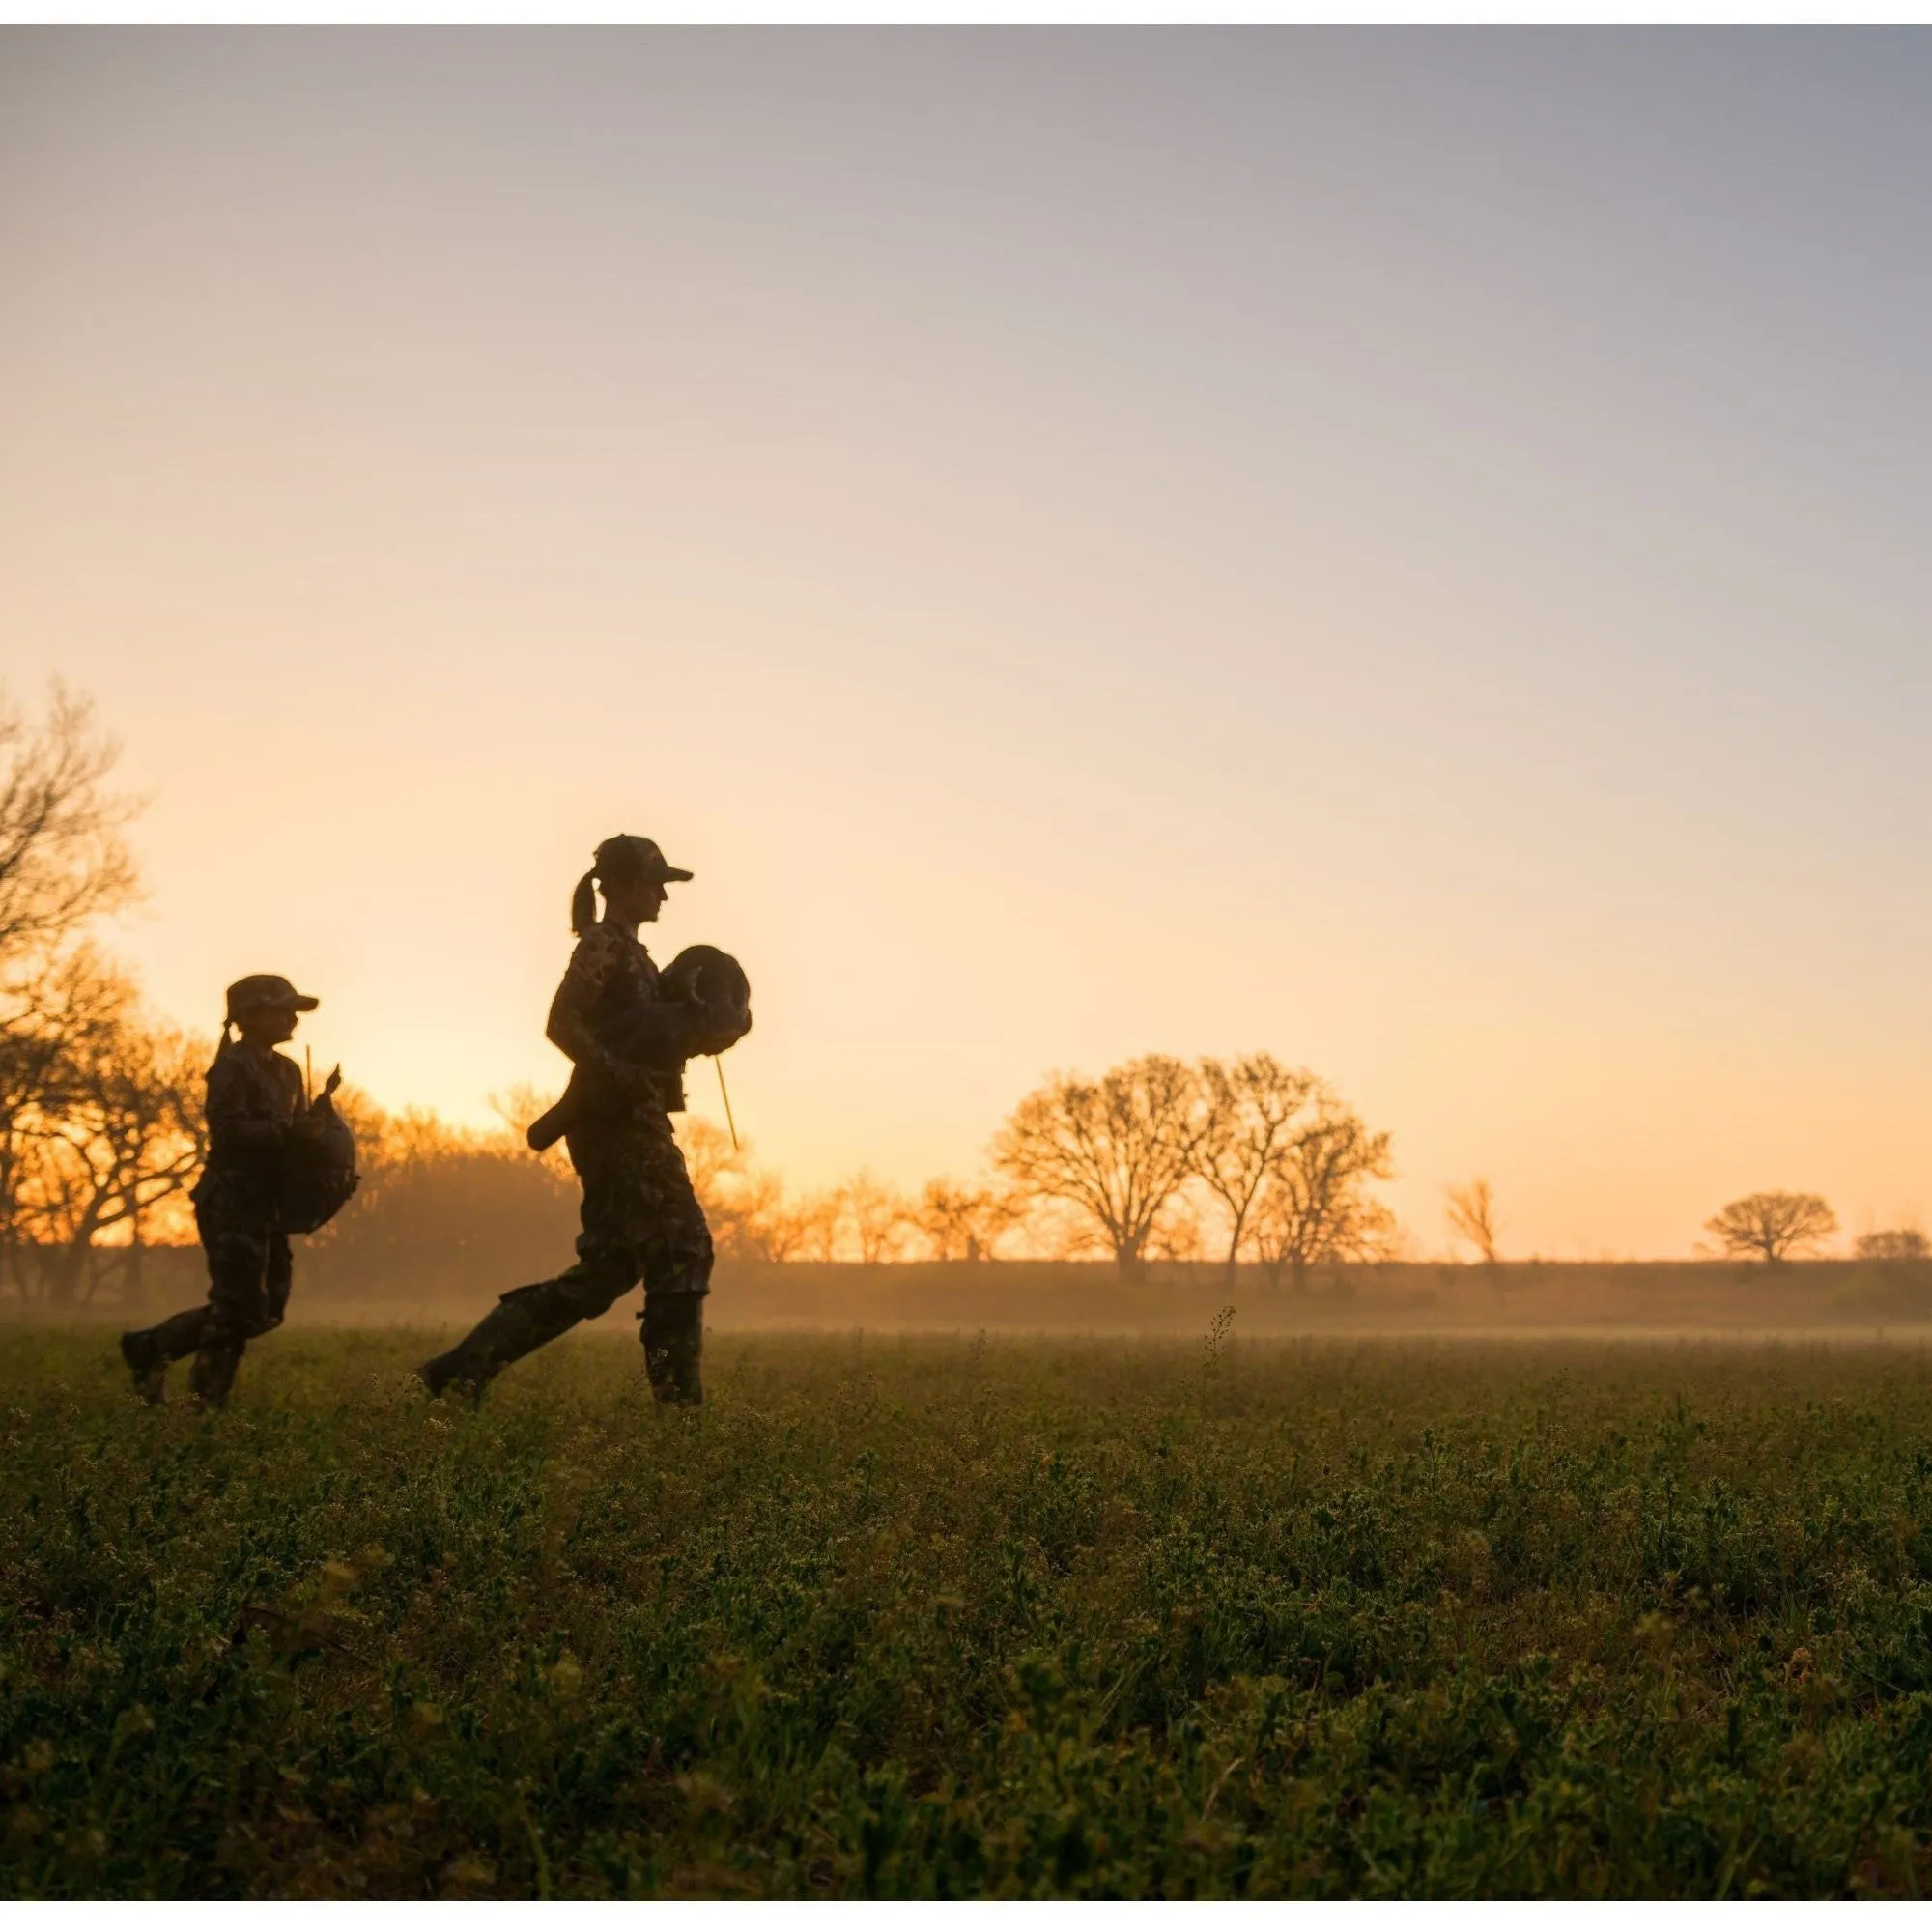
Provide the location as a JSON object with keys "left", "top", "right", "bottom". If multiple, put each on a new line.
{"left": 714, "top": 1055, "right": 739, "bottom": 1151}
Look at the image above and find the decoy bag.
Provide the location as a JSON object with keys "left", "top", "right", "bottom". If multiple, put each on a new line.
{"left": 277, "top": 1091, "right": 361, "bottom": 1234}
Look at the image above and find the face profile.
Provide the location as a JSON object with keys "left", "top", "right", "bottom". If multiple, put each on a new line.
{"left": 235, "top": 1002, "right": 300, "bottom": 1046}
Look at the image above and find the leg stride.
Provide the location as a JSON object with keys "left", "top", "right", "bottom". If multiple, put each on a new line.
{"left": 418, "top": 1267, "right": 632, "bottom": 1402}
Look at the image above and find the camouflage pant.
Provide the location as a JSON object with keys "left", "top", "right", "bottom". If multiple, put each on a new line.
{"left": 427, "top": 1120, "right": 711, "bottom": 1403}
{"left": 126, "top": 1202, "right": 292, "bottom": 1405}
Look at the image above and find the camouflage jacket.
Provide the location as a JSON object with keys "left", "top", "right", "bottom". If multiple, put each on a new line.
{"left": 546, "top": 920, "right": 692, "bottom": 1122}
{"left": 192, "top": 1037, "right": 305, "bottom": 1217}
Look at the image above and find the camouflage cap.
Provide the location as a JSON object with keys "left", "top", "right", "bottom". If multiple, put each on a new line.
{"left": 224, "top": 973, "right": 320, "bottom": 1022}
{"left": 595, "top": 834, "right": 694, "bottom": 884}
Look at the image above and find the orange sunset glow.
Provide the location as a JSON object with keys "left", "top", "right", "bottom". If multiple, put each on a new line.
{"left": 8, "top": 30, "right": 1932, "bottom": 1258}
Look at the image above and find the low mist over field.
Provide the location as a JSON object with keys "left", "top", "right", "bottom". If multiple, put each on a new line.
{"left": 15, "top": 1254, "right": 1932, "bottom": 1344}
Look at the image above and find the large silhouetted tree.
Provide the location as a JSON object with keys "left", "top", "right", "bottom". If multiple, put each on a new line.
{"left": 0, "top": 688, "right": 144, "bottom": 1300}
{"left": 1195, "top": 1053, "right": 1320, "bottom": 1290}
{"left": 1250, "top": 1096, "right": 1395, "bottom": 1291}
{"left": 0, "top": 684, "right": 138, "bottom": 963}
{"left": 1, "top": 947, "right": 138, "bottom": 1299}
{"left": 993, "top": 1055, "right": 1207, "bottom": 1277}
{"left": 10, "top": 980, "right": 207, "bottom": 1305}
{"left": 1705, "top": 1191, "right": 1837, "bottom": 1264}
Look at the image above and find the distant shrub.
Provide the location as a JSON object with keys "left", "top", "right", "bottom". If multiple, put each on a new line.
{"left": 1855, "top": 1228, "right": 1929, "bottom": 1262}
{"left": 309, "top": 1147, "right": 579, "bottom": 1300}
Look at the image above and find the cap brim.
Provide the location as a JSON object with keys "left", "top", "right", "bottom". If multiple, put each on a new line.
{"left": 660, "top": 867, "right": 695, "bottom": 882}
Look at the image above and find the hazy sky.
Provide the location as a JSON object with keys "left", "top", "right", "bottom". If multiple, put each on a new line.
{"left": 6, "top": 29, "right": 1932, "bottom": 1258}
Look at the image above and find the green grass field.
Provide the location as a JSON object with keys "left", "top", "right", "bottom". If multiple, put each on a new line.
{"left": 7, "top": 1323, "right": 1932, "bottom": 1897}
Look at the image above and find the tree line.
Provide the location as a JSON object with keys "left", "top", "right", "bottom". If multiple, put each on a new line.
{"left": 0, "top": 685, "right": 1404, "bottom": 1300}
{"left": 664, "top": 1051, "right": 1397, "bottom": 1285}
{"left": 4, "top": 682, "right": 1921, "bottom": 1303}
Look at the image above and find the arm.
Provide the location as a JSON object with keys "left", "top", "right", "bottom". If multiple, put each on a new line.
{"left": 544, "top": 929, "right": 631, "bottom": 1087}
{"left": 204, "top": 1051, "right": 295, "bottom": 1162}
{"left": 543, "top": 928, "right": 702, "bottom": 1094}
{"left": 607, "top": 1003, "right": 708, "bottom": 1069}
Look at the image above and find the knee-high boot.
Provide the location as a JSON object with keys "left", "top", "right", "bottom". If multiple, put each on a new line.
{"left": 641, "top": 1293, "right": 704, "bottom": 1406}
{"left": 417, "top": 1284, "right": 584, "bottom": 1400}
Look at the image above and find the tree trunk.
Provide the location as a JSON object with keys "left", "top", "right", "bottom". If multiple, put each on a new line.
{"left": 46, "top": 1238, "right": 91, "bottom": 1310}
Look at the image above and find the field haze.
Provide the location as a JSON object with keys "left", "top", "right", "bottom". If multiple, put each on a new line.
{"left": 19, "top": 1254, "right": 1932, "bottom": 1340}
{"left": 7, "top": 1326, "right": 1932, "bottom": 1896}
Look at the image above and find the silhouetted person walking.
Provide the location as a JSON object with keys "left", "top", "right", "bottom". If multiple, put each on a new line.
{"left": 120, "top": 975, "right": 332, "bottom": 1407}
{"left": 418, "top": 836, "right": 741, "bottom": 1406}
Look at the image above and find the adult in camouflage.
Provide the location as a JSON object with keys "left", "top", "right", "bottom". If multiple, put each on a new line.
{"left": 417, "top": 835, "right": 748, "bottom": 1406}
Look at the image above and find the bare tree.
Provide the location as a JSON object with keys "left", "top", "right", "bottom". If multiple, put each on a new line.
{"left": 993, "top": 1055, "right": 1207, "bottom": 1278}
{"left": 1194, "top": 1054, "right": 1319, "bottom": 1290}
{"left": 11, "top": 997, "right": 207, "bottom": 1306}
{"left": 913, "top": 1178, "right": 1020, "bottom": 1262}
{"left": 1856, "top": 1227, "right": 1929, "bottom": 1262}
{"left": 718, "top": 1170, "right": 800, "bottom": 1260}
{"left": 786, "top": 1188, "right": 848, "bottom": 1264}
{"left": 676, "top": 1116, "right": 744, "bottom": 1205}
{"left": 0, "top": 684, "right": 139, "bottom": 964}
{"left": 1250, "top": 1096, "right": 1394, "bottom": 1292}
{"left": 489, "top": 1081, "right": 567, "bottom": 1169}
{"left": 1705, "top": 1191, "right": 1838, "bottom": 1265}
{"left": 843, "top": 1170, "right": 913, "bottom": 1264}
{"left": 83, "top": 1020, "right": 209, "bottom": 1302}
{"left": 1445, "top": 1178, "right": 1500, "bottom": 1266}
{"left": 0, "top": 947, "right": 135, "bottom": 1298}
{"left": 680, "top": 1138, "right": 844, "bottom": 1262}
{"left": 666, "top": 1119, "right": 799, "bottom": 1262}
{"left": 1145, "top": 1195, "right": 1206, "bottom": 1264}
{"left": 0, "top": 685, "right": 147, "bottom": 1300}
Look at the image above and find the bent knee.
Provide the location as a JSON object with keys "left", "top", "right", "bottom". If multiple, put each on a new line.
{"left": 668, "top": 1258, "right": 713, "bottom": 1296}
{"left": 644, "top": 1243, "right": 712, "bottom": 1298}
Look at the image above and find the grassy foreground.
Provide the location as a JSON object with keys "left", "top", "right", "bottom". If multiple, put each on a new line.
{"left": 6, "top": 1325, "right": 1932, "bottom": 1897}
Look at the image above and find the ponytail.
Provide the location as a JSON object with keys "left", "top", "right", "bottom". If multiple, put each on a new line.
{"left": 208, "top": 1017, "right": 234, "bottom": 1079}
{"left": 575, "top": 834, "right": 663, "bottom": 934}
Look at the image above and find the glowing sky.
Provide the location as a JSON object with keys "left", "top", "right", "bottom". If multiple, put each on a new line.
{"left": 7, "top": 30, "right": 1932, "bottom": 1257}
